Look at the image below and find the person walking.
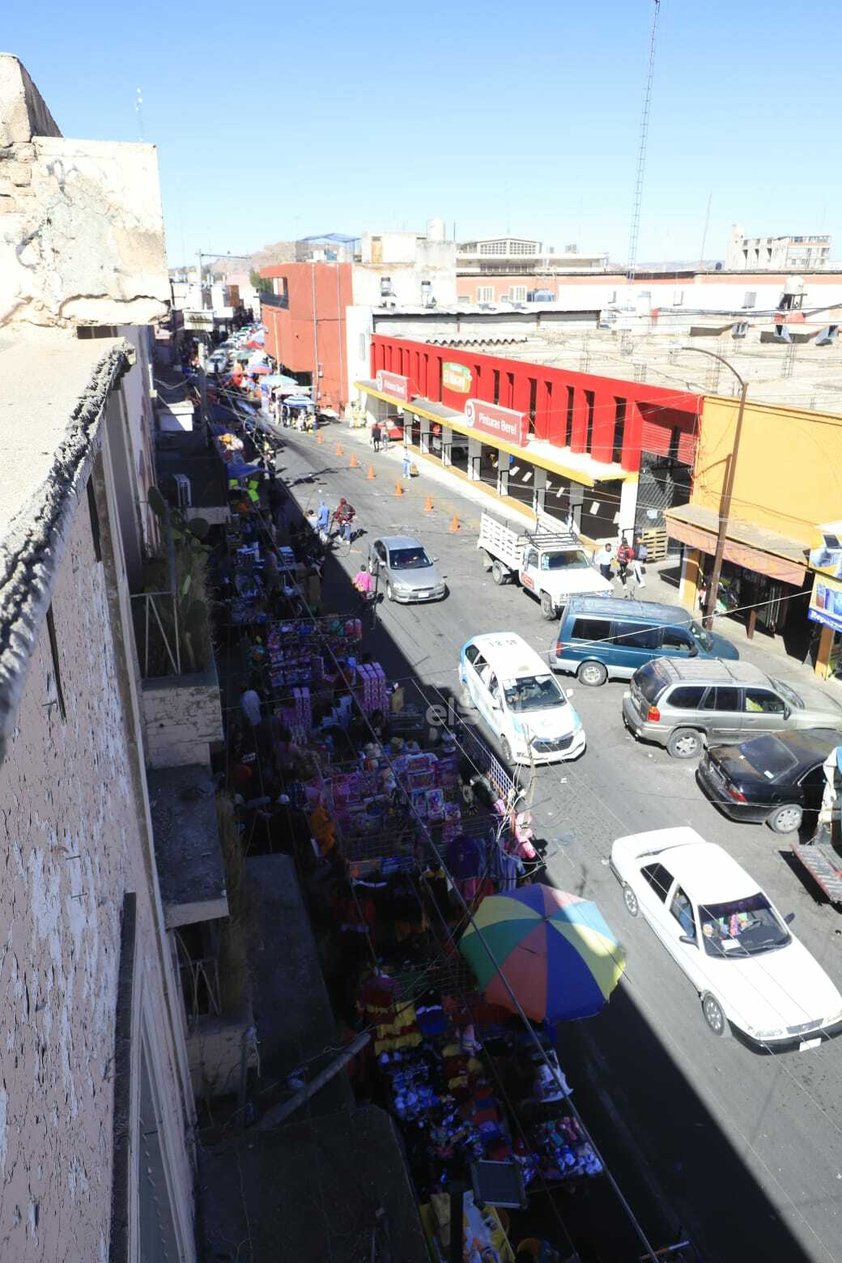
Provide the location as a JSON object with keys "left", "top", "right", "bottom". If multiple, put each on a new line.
{"left": 333, "top": 497, "right": 356, "bottom": 547}
{"left": 315, "top": 498, "right": 331, "bottom": 543}
{"left": 371, "top": 421, "right": 382, "bottom": 453}
{"left": 616, "top": 536, "right": 634, "bottom": 587}
{"left": 240, "top": 684, "right": 263, "bottom": 729}
{"left": 352, "top": 565, "right": 374, "bottom": 612}
{"left": 595, "top": 542, "right": 614, "bottom": 581}
{"left": 632, "top": 534, "right": 648, "bottom": 589}
{"left": 402, "top": 443, "right": 412, "bottom": 479}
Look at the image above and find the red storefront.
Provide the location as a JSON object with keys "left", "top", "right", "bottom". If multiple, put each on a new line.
{"left": 370, "top": 335, "right": 698, "bottom": 474}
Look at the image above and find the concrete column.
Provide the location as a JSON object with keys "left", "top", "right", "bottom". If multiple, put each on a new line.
{"left": 618, "top": 477, "right": 638, "bottom": 541}
{"left": 568, "top": 482, "right": 585, "bottom": 532}
{"left": 419, "top": 416, "right": 431, "bottom": 455}
{"left": 678, "top": 547, "right": 701, "bottom": 611}
{"left": 497, "top": 463, "right": 509, "bottom": 497}
{"left": 468, "top": 436, "right": 482, "bottom": 481}
{"left": 815, "top": 625, "right": 836, "bottom": 680}
{"left": 532, "top": 466, "right": 547, "bottom": 516}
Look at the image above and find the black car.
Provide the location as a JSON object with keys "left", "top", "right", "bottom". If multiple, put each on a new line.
{"left": 696, "top": 727, "right": 842, "bottom": 834}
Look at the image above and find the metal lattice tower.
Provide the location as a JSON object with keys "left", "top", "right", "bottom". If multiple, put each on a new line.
{"left": 626, "top": 0, "right": 661, "bottom": 281}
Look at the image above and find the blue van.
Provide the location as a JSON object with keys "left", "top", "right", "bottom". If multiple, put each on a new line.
{"left": 550, "top": 596, "right": 739, "bottom": 686}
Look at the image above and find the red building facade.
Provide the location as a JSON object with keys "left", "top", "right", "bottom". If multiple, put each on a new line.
{"left": 370, "top": 334, "right": 699, "bottom": 474}
{"left": 261, "top": 262, "right": 353, "bottom": 411}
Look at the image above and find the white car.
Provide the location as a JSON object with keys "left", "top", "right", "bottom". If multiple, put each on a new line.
{"left": 459, "top": 632, "right": 586, "bottom": 766}
{"left": 610, "top": 826, "right": 842, "bottom": 1050}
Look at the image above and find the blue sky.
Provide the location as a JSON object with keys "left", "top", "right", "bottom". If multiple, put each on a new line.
{"left": 5, "top": 0, "right": 840, "bottom": 267}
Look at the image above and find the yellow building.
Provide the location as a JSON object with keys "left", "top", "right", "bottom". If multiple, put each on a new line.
{"left": 665, "top": 395, "right": 842, "bottom": 679}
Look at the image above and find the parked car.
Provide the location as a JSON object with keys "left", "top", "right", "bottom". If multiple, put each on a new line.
{"left": 367, "top": 535, "right": 446, "bottom": 603}
{"left": 459, "top": 632, "right": 585, "bottom": 766}
{"left": 610, "top": 826, "right": 842, "bottom": 1048}
{"left": 622, "top": 658, "right": 842, "bottom": 759}
{"left": 696, "top": 728, "right": 842, "bottom": 833}
{"left": 480, "top": 514, "right": 611, "bottom": 620}
{"left": 551, "top": 596, "right": 738, "bottom": 685}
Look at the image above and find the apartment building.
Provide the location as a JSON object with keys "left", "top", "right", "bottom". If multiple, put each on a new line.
{"left": 725, "top": 224, "right": 833, "bottom": 271}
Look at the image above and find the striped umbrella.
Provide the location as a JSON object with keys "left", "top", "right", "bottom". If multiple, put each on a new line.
{"left": 458, "top": 885, "right": 625, "bottom": 1022}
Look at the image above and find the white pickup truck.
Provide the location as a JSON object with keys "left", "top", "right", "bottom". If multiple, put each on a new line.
{"left": 478, "top": 511, "right": 612, "bottom": 619}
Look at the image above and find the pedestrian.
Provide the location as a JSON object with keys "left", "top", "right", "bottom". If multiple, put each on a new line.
{"left": 616, "top": 536, "right": 633, "bottom": 586}
{"left": 595, "top": 542, "right": 614, "bottom": 581}
{"left": 352, "top": 565, "right": 374, "bottom": 611}
{"left": 240, "top": 684, "right": 263, "bottom": 729}
{"left": 632, "top": 534, "right": 648, "bottom": 589}
{"left": 332, "top": 497, "right": 356, "bottom": 547}
{"left": 315, "top": 499, "right": 331, "bottom": 543}
{"left": 371, "top": 421, "right": 382, "bottom": 453}
{"left": 402, "top": 444, "right": 412, "bottom": 479}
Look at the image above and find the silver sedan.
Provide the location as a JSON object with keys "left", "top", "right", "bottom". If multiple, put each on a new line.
{"left": 368, "top": 535, "right": 447, "bottom": 603}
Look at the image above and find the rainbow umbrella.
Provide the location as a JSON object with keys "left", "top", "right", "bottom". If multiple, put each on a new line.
{"left": 458, "top": 885, "right": 625, "bottom": 1022}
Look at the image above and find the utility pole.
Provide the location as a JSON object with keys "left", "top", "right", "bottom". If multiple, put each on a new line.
{"left": 626, "top": 0, "right": 661, "bottom": 281}
{"left": 680, "top": 347, "right": 749, "bottom": 629}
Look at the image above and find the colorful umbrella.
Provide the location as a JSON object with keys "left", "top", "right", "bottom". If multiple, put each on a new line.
{"left": 458, "top": 885, "right": 625, "bottom": 1022}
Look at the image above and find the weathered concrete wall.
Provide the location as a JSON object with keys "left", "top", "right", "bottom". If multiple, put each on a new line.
{"left": 141, "top": 664, "right": 224, "bottom": 768}
{"left": 0, "top": 56, "right": 169, "bottom": 330}
{"left": 0, "top": 494, "right": 195, "bottom": 1262}
{"left": 187, "top": 1016, "right": 257, "bottom": 1100}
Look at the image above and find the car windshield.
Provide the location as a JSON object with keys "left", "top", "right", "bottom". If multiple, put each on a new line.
{"left": 389, "top": 548, "right": 431, "bottom": 570}
{"left": 687, "top": 619, "right": 714, "bottom": 652}
{"left": 739, "top": 735, "right": 798, "bottom": 780}
{"left": 541, "top": 550, "right": 592, "bottom": 571}
{"left": 770, "top": 678, "right": 804, "bottom": 709}
{"left": 503, "top": 675, "right": 567, "bottom": 712}
{"left": 698, "top": 892, "right": 790, "bottom": 957}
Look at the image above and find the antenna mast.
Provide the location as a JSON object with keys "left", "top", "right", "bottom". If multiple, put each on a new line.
{"left": 626, "top": 0, "right": 661, "bottom": 281}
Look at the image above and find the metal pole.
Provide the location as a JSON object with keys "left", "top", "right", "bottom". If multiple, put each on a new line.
{"left": 703, "top": 378, "right": 748, "bottom": 628}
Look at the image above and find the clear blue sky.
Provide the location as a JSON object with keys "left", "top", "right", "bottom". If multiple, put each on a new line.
{"left": 5, "top": 0, "right": 839, "bottom": 267}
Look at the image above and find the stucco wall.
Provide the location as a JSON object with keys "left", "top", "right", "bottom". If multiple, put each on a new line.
{"left": 141, "top": 665, "right": 224, "bottom": 769}
{"left": 0, "top": 496, "right": 194, "bottom": 1262}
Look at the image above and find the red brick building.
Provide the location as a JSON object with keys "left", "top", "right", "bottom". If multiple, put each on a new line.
{"left": 261, "top": 262, "right": 353, "bottom": 412}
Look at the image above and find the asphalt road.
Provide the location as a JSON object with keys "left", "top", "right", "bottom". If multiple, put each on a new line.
{"left": 275, "top": 428, "right": 842, "bottom": 1263}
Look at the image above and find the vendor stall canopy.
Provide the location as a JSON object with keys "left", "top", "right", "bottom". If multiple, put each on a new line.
{"left": 459, "top": 885, "right": 625, "bottom": 1022}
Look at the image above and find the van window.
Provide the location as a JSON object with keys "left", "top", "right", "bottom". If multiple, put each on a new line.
{"left": 614, "top": 622, "right": 659, "bottom": 650}
{"left": 571, "top": 617, "right": 612, "bottom": 642}
{"left": 701, "top": 686, "right": 741, "bottom": 711}
{"left": 661, "top": 627, "right": 694, "bottom": 654}
{"left": 666, "top": 686, "right": 706, "bottom": 710}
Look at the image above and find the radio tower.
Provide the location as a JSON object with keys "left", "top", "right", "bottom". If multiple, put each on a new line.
{"left": 626, "top": 0, "right": 661, "bottom": 281}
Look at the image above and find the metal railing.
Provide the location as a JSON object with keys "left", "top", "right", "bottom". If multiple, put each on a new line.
{"left": 176, "top": 932, "right": 222, "bottom": 1027}
{"left": 131, "top": 590, "right": 181, "bottom": 678}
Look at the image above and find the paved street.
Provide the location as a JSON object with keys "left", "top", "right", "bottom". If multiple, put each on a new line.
{"left": 277, "top": 426, "right": 842, "bottom": 1263}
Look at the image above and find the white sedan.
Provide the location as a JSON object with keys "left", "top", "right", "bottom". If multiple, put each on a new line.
{"left": 610, "top": 826, "right": 842, "bottom": 1050}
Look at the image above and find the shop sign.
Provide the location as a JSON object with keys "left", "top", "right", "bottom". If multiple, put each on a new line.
{"left": 464, "top": 398, "right": 528, "bottom": 447}
{"left": 808, "top": 573, "right": 842, "bottom": 633}
{"left": 183, "top": 310, "right": 215, "bottom": 332}
{"left": 442, "top": 362, "right": 472, "bottom": 393}
{"left": 375, "top": 370, "right": 410, "bottom": 402}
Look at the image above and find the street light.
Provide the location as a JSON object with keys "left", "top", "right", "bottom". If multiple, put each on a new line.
{"left": 679, "top": 346, "right": 749, "bottom": 629}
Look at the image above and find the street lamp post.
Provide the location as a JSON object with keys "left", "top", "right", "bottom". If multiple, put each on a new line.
{"left": 679, "top": 347, "right": 749, "bottom": 629}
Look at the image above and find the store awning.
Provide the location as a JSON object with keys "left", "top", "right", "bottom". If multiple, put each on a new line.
{"left": 665, "top": 504, "right": 809, "bottom": 586}
{"left": 354, "top": 380, "right": 634, "bottom": 488}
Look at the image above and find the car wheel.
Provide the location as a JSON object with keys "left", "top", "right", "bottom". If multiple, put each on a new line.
{"left": 701, "top": 992, "right": 728, "bottom": 1038}
{"left": 622, "top": 884, "right": 639, "bottom": 917}
{"left": 767, "top": 803, "right": 803, "bottom": 834}
{"left": 666, "top": 728, "right": 703, "bottom": 759}
{"left": 386, "top": 581, "right": 394, "bottom": 602}
{"left": 500, "top": 736, "right": 513, "bottom": 765}
{"left": 540, "top": 591, "right": 556, "bottom": 620}
{"left": 577, "top": 661, "right": 607, "bottom": 687}
{"left": 491, "top": 561, "right": 506, "bottom": 586}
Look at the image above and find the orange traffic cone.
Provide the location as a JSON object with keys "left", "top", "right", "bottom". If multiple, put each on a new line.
{"left": 367, "top": 464, "right": 376, "bottom": 480}
{"left": 394, "top": 481, "right": 405, "bottom": 497}
{"left": 423, "top": 495, "right": 434, "bottom": 512}
{"left": 335, "top": 441, "right": 344, "bottom": 457}
{"left": 349, "top": 452, "right": 360, "bottom": 469}
{"left": 449, "top": 513, "right": 461, "bottom": 532}
{"left": 316, "top": 431, "right": 325, "bottom": 445}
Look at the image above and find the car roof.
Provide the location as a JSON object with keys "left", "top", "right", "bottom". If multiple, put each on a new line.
{"left": 615, "top": 827, "right": 760, "bottom": 904}
{"left": 376, "top": 535, "right": 424, "bottom": 550}
{"left": 641, "top": 657, "right": 768, "bottom": 685}
{"left": 464, "top": 632, "right": 551, "bottom": 677}
{"left": 565, "top": 596, "right": 694, "bottom": 621}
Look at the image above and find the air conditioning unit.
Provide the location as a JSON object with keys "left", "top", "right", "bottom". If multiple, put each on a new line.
{"left": 173, "top": 474, "right": 192, "bottom": 510}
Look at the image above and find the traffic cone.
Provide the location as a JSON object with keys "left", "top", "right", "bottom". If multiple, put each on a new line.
{"left": 423, "top": 495, "right": 434, "bottom": 512}
{"left": 394, "top": 481, "right": 404, "bottom": 497}
{"left": 316, "top": 431, "right": 325, "bottom": 445}
{"left": 335, "top": 441, "right": 344, "bottom": 457}
{"left": 349, "top": 452, "right": 360, "bottom": 469}
{"left": 367, "top": 464, "right": 376, "bottom": 480}
{"left": 449, "top": 513, "right": 461, "bottom": 532}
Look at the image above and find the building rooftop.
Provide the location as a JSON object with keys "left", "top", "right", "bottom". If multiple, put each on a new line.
{"left": 0, "top": 330, "right": 131, "bottom": 760}
{"left": 147, "top": 764, "right": 228, "bottom": 928}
